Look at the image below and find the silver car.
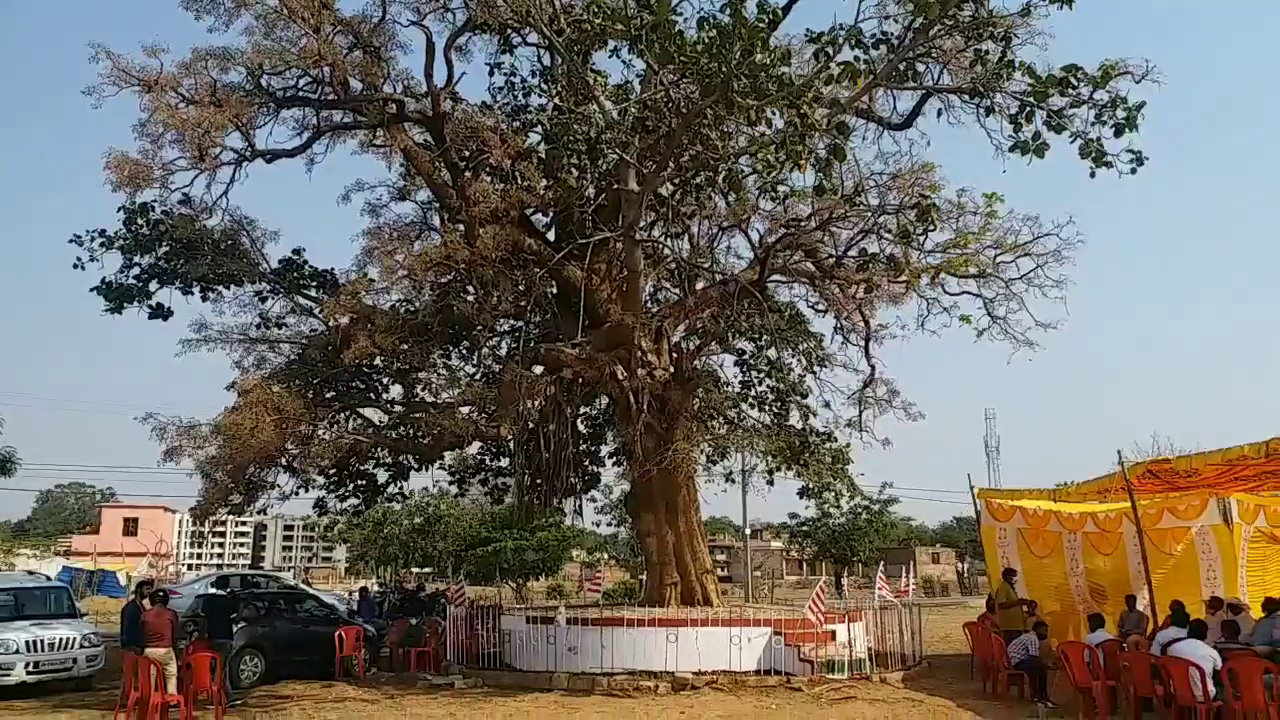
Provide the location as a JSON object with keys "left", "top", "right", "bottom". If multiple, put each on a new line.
{"left": 164, "top": 571, "right": 349, "bottom": 615}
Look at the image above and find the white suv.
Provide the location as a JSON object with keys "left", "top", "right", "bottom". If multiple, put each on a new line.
{"left": 0, "top": 572, "right": 104, "bottom": 689}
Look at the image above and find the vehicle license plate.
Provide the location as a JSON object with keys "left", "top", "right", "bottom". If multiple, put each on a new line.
{"left": 35, "top": 659, "right": 73, "bottom": 670}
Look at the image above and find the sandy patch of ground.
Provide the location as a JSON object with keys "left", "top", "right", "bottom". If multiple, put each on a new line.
{"left": 0, "top": 599, "right": 1065, "bottom": 719}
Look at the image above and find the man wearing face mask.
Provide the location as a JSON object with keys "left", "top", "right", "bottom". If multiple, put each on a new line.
{"left": 992, "top": 567, "right": 1035, "bottom": 646}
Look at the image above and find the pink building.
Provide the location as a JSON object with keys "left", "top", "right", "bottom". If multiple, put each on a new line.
{"left": 69, "top": 503, "right": 180, "bottom": 572}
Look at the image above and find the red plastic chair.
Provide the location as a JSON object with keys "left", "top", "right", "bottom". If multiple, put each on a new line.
{"left": 1098, "top": 639, "right": 1125, "bottom": 685}
{"left": 1116, "top": 650, "right": 1167, "bottom": 717}
{"left": 1221, "top": 655, "right": 1280, "bottom": 719}
{"left": 180, "top": 651, "right": 226, "bottom": 720}
{"left": 1221, "top": 647, "right": 1262, "bottom": 662}
{"left": 988, "top": 633, "right": 1028, "bottom": 699}
{"left": 334, "top": 625, "right": 366, "bottom": 680}
{"left": 407, "top": 621, "right": 443, "bottom": 675}
{"left": 962, "top": 621, "right": 984, "bottom": 681}
{"left": 138, "top": 654, "right": 188, "bottom": 720}
{"left": 113, "top": 652, "right": 142, "bottom": 720}
{"left": 1156, "top": 654, "right": 1221, "bottom": 720}
{"left": 1058, "top": 640, "right": 1115, "bottom": 719}
{"left": 1118, "top": 651, "right": 1165, "bottom": 720}
{"left": 384, "top": 617, "right": 411, "bottom": 672}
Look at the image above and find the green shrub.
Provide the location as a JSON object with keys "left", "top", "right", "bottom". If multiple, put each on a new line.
{"left": 601, "top": 579, "right": 642, "bottom": 604}
{"left": 544, "top": 580, "right": 574, "bottom": 602}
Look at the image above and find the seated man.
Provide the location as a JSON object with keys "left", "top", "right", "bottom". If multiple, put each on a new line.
{"left": 1153, "top": 610, "right": 1190, "bottom": 655}
{"left": 1215, "top": 619, "right": 1255, "bottom": 653}
{"left": 1225, "top": 597, "right": 1255, "bottom": 638}
{"left": 1083, "top": 612, "right": 1115, "bottom": 647}
{"left": 1117, "top": 594, "right": 1149, "bottom": 644}
{"left": 1005, "top": 620, "right": 1059, "bottom": 710}
{"left": 1164, "top": 618, "right": 1222, "bottom": 702}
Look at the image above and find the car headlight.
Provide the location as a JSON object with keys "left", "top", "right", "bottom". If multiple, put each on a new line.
{"left": 0, "top": 639, "right": 17, "bottom": 655}
{"left": 79, "top": 632, "right": 102, "bottom": 649}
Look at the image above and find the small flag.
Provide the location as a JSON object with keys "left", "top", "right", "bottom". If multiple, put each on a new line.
{"left": 583, "top": 568, "right": 605, "bottom": 600}
{"left": 804, "top": 577, "right": 828, "bottom": 627}
{"left": 446, "top": 579, "right": 467, "bottom": 606}
{"left": 874, "top": 562, "right": 899, "bottom": 605}
{"left": 907, "top": 560, "right": 917, "bottom": 599}
{"left": 898, "top": 564, "right": 908, "bottom": 597}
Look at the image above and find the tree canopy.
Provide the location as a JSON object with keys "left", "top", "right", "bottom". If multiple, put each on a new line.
{"left": 12, "top": 482, "right": 119, "bottom": 539}
{"left": 703, "top": 515, "right": 742, "bottom": 538}
{"left": 0, "top": 417, "right": 18, "bottom": 480}
{"left": 330, "top": 489, "right": 578, "bottom": 599}
{"left": 71, "top": 0, "right": 1153, "bottom": 605}
{"left": 782, "top": 478, "right": 901, "bottom": 589}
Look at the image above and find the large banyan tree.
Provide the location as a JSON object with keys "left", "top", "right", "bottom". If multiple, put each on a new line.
{"left": 72, "top": 0, "right": 1152, "bottom": 605}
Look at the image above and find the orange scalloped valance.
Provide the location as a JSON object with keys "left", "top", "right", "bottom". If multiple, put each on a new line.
{"left": 1144, "top": 527, "right": 1191, "bottom": 555}
{"left": 1093, "top": 511, "right": 1126, "bottom": 532}
{"left": 985, "top": 500, "right": 1018, "bottom": 523}
{"left": 1083, "top": 531, "right": 1124, "bottom": 556}
{"left": 1018, "top": 528, "right": 1062, "bottom": 558}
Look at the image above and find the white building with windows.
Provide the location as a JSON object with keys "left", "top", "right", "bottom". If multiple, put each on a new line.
{"left": 173, "top": 514, "right": 262, "bottom": 576}
{"left": 172, "top": 513, "right": 346, "bottom": 581}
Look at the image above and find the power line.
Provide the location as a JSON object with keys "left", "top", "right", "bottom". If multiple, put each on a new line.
{"left": 0, "top": 391, "right": 195, "bottom": 414}
{"left": 13, "top": 475, "right": 198, "bottom": 486}
{"left": 22, "top": 466, "right": 194, "bottom": 476}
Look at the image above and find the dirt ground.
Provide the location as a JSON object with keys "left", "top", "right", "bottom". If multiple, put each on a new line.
{"left": 0, "top": 601, "right": 1072, "bottom": 719}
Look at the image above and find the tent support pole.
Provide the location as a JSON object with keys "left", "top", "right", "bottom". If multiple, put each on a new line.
{"left": 1119, "top": 449, "right": 1160, "bottom": 627}
{"left": 967, "top": 474, "right": 986, "bottom": 597}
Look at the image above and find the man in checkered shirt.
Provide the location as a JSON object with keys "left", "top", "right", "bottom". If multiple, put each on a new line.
{"left": 1005, "top": 619, "right": 1058, "bottom": 709}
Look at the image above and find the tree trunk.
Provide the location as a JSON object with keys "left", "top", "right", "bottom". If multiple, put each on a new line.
{"left": 625, "top": 426, "right": 723, "bottom": 607}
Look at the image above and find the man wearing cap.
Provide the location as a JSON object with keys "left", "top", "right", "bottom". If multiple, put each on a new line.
{"left": 1225, "top": 597, "right": 1255, "bottom": 638}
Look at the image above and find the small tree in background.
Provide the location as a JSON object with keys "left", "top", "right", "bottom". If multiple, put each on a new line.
{"left": 1128, "top": 431, "right": 1193, "bottom": 461}
{"left": 0, "top": 417, "right": 18, "bottom": 480}
{"left": 16, "top": 482, "right": 119, "bottom": 538}
{"left": 783, "top": 479, "right": 902, "bottom": 597}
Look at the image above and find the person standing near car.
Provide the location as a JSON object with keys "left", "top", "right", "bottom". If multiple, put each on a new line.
{"left": 142, "top": 589, "right": 181, "bottom": 696}
{"left": 119, "top": 579, "right": 154, "bottom": 655}
{"left": 200, "top": 591, "right": 240, "bottom": 705}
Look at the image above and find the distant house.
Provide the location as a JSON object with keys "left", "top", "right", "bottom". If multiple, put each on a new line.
{"left": 68, "top": 502, "right": 180, "bottom": 575}
{"left": 881, "top": 545, "right": 960, "bottom": 591}
{"left": 707, "top": 527, "right": 830, "bottom": 584}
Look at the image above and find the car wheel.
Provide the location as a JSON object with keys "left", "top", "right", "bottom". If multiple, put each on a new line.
{"left": 231, "top": 648, "right": 267, "bottom": 690}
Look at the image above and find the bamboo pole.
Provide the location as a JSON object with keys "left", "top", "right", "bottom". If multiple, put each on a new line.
{"left": 967, "top": 473, "right": 986, "bottom": 596}
{"left": 1119, "top": 449, "right": 1160, "bottom": 628}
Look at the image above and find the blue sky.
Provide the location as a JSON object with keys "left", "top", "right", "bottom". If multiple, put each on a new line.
{"left": 0, "top": 1, "right": 1273, "bottom": 526}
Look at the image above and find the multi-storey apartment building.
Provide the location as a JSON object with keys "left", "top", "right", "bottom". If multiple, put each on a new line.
{"left": 173, "top": 514, "right": 261, "bottom": 575}
{"left": 258, "top": 516, "right": 346, "bottom": 576}
{"left": 171, "top": 513, "right": 346, "bottom": 580}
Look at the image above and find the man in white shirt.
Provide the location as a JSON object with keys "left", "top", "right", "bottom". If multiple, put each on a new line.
{"left": 1083, "top": 612, "right": 1115, "bottom": 647}
{"left": 1153, "top": 610, "right": 1190, "bottom": 655}
{"left": 1164, "top": 618, "right": 1222, "bottom": 701}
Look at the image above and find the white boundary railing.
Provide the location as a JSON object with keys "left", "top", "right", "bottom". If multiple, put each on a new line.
{"left": 445, "top": 598, "right": 923, "bottom": 677}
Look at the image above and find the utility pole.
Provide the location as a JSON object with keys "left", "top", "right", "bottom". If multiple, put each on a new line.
{"left": 740, "top": 450, "right": 753, "bottom": 602}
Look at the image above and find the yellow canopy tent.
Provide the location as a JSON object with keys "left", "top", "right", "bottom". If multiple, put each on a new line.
{"left": 976, "top": 437, "right": 1280, "bottom": 642}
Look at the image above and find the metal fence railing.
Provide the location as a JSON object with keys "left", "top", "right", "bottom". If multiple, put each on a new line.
{"left": 445, "top": 598, "right": 923, "bottom": 678}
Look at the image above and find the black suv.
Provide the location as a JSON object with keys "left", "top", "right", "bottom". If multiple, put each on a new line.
{"left": 183, "top": 589, "right": 379, "bottom": 689}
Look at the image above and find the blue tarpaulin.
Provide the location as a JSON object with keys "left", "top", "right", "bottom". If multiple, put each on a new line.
{"left": 54, "top": 566, "right": 127, "bottom": 599}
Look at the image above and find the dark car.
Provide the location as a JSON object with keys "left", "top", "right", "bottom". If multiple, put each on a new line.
{"left": 182, "top": 589, "right": 379, "bottom": 689}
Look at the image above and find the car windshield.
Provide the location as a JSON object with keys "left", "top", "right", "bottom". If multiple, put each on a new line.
{"left": 0, "top": 586, "right": 78, "bottom": 622}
